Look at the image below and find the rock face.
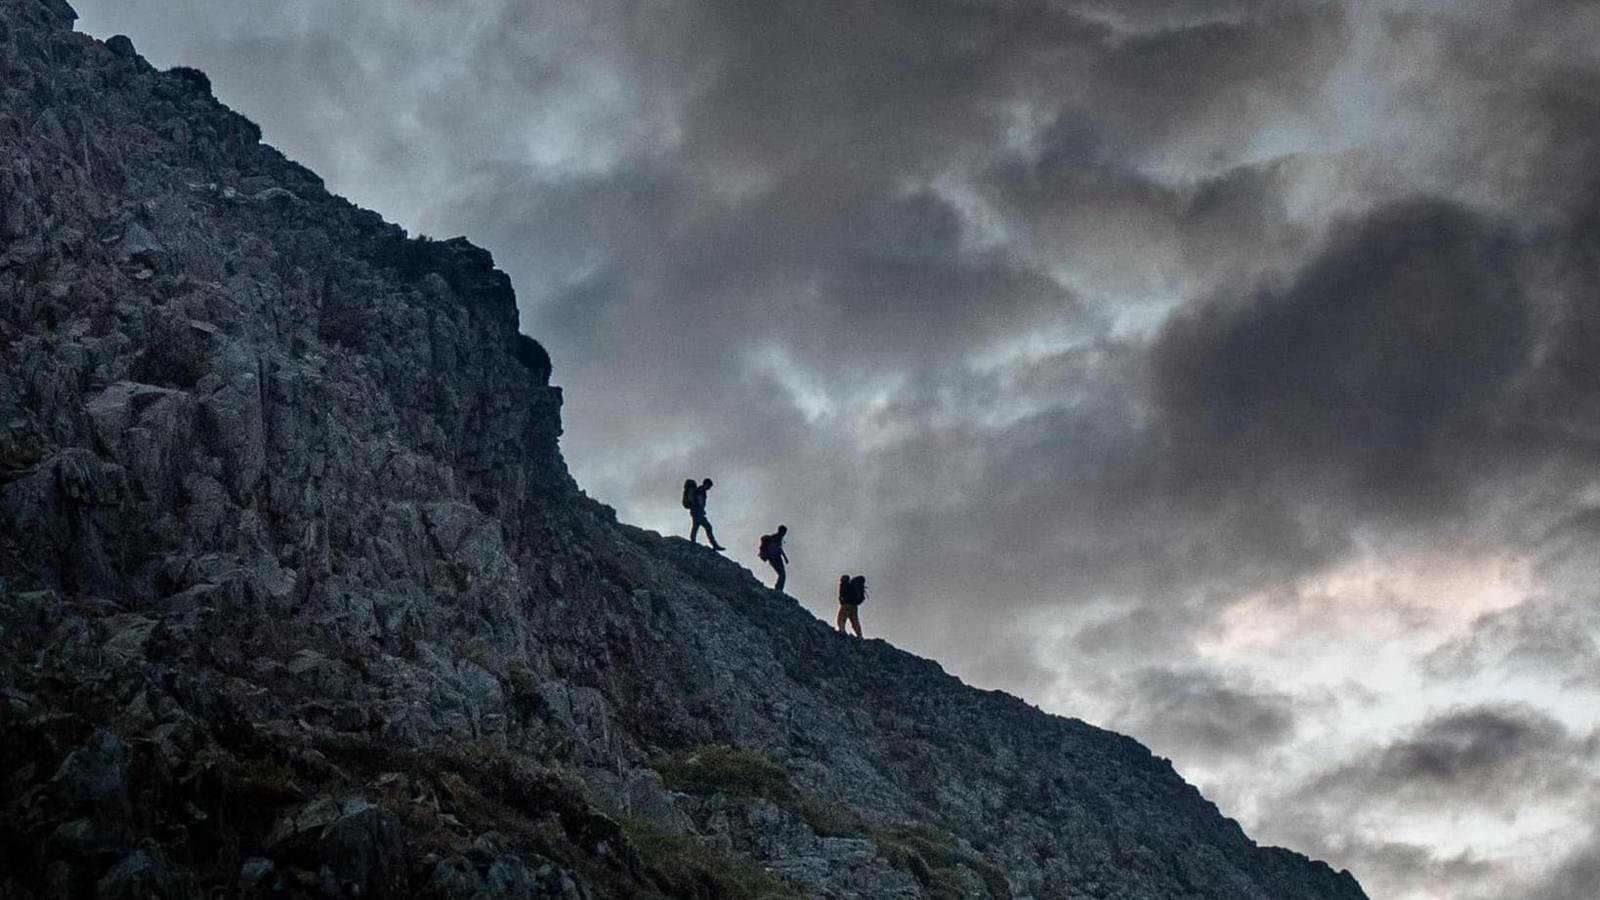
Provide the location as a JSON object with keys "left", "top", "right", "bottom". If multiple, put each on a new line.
{"left": 0, "top": 2, "right": 1368, "bottom": 898}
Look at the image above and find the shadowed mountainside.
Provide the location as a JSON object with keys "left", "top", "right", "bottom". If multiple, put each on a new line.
{"left": 0, "top": 2, "right": 1367, "bottom": 897}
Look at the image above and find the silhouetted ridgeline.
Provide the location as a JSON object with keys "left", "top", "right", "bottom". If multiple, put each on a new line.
{"left": 0, "top": 2, "right": 1366, "bottom": 897}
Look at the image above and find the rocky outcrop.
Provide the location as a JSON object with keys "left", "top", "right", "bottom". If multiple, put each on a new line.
{"left": 0, "top": 1, "right": 1367, "bottom": 897}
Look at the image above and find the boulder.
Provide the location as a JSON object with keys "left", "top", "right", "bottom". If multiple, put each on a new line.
{"left": 95, "top": 849, "right": 199, "bottom": 900}
{"left": 316, "top": 802, "right": 408, "bottom": 899}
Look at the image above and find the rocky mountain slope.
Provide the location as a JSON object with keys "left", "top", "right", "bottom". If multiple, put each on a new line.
{"left": 0, "top": 2, "right": 1368, "bottom": 897}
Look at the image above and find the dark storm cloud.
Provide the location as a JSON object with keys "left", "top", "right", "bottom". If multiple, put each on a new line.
{"left": 1106, "top": 667, "right": 1298, "bottom": 761}
{"left": 435, "top": 0, "right": 1353, "bottom": 374}
{"left": 1087, "top": 5, "right": 1349, "bottom": 162}
{"left": 866, "top": 195, "right": 1565, "bottom": 651}
{"left": 1257, "top": 704, "right": 1600, "bottom": 897}
{"left": 1266, "top": 835, "right": 1499, "bottom": 900}
{"left": 1297, "top": 704, "right": 1597, "bottom": 808}
{"left": 987, "top": 148, "right": 1319, "bottom": 303}
{"left": 1522, "top": 823, "right": 1600, "bottom": 900}
{"left": 1528, "top": 183, "right": 1600, "bottom": 444}
{"left": 1151, "top": 199, "right": 1533, "bottom": 522}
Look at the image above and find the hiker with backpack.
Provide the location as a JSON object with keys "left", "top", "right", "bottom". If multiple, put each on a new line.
{"left": 837, "top": 574, "right": 865, "bottom": 638}
{"left": 682, "top": 477, "right": 726, "bottom": 551}
{"left": 758, "top": 525, "right": 789, "bottom": 591}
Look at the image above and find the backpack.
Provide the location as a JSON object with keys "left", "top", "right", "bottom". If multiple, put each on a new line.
{"left": 851, "top": 578, "right": 867, "bottom": 605}
{"left": 757, "top": 533, "right": 775, "bottom": 562}
{"left": 681, "top": 479, "right": 697, "bottom": 510}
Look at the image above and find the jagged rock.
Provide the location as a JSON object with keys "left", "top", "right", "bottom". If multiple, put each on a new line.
{"left": 114, "top": 222, "right": 166, "bottom": 267}
{"left": 264, "top": 796, "right": 344, "bottom": 853}
{"left": 50, "top": 730, "right": 133, "bottom": 822}
{"left": 101, "top": 614, "right": 157, "bottom": 664}
{"left": 33, "top": 108, "right": 68, "bottom": 149}
{"left": 0, "top": 2, "right": 1366, "bottom": 899}
{"left": 317, "top": 802, "right": 408, "bottom": 899}
{"left": 46, "top": 816, "right": 137, "bottom": 860}
{"left": 95, "top": 848, "right": 198, "bottom": 900}
{"left": 483, "top": 854, "right": 533, "bottom": 900}
{"left": 105, "top": 34, "right": 137, "bottom": 58}
{"left": 252, "top": 186, "right": 304, "bottom": 205}
{"left": 237, "top": 857, "right": 282, "bottom": 898}
{"left": 424, "top": 855, "right": 485, "bottom": 898}
{"left": 617, "top": 767, "right": 691, "bottom": 828}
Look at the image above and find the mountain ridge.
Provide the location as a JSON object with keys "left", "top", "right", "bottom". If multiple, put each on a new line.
{"left": 0, "top": 2, "right": 1367, "bottom": 897}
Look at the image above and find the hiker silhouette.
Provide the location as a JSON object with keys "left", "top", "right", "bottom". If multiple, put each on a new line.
{"left": 837, "top": 574, "right": 865, "bottom": 638}
{"left": 682, "top": 477, "right": 725, "bottom": 551}
{"left": 758, "top": 525, "right": 788, "bottom": 591}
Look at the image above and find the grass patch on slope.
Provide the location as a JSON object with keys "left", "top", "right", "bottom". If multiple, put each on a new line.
{"left": 876, "top": 825, "right": 1014, "bottom": 900}
{"left": 619, "top": 814, "right": 802, "bottom": 900}
{"left": 311, "top": 733, "right": 800, "bottom": 899}
{"left": 651, "top": 744, "right": 1013, "bottom": 899}
{"left": 653, "top": 745, "right": 796, "bottom": 805}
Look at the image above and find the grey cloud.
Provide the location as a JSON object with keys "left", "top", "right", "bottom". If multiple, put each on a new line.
{"left": 1529, "top": 184, "right": 1600, "bottom": 442}
{"left": 1151, "top": 199, "right": 1534, "bottom": 523}
{"left": 1298, "top": 704, "right": 1597, "bottom": 809}
{"left": 1254, "top": 705, "right": 1600, "bottom": 897}
{"left": 1106, "top": 667, "right": 1299, "bottom": 762}
{"left": 1350, "top": 2, "right": 1600, "bottom": 212}
{"left": 1069, "top": 0, "right": 1312, "bottom": 32}
{"left": 1521, "top": 824, "right": 1600, "bottom": 900}
{"left": 988, "top": 150, "right": 1318, "bottom": 304}
{"left": 1263, "top": 834, "right": 1500, "bottom": 900}
{"left": 844, "top": 200, "right": 1559, "bottom": 661}
{"left": 872, "top": 191, "right": 1600, "bottom": 665}
{"left": 1424, "top": 596, "right": 1600, "bottom": 686}
{"left": 1086, "top": 5, "right": 1350, "bottom": 165}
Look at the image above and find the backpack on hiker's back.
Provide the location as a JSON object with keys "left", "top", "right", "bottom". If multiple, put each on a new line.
{"left": 681, "top": 479, "right": 697, "bottom": 510}
{"left": 758, "top": 533, "right": 776, "bottom": 561}
{"left": 839, "top": 574, "right": 866, "bottom": 605}
{"left": 835, "top": 575, "right": 865, "bottom": 637}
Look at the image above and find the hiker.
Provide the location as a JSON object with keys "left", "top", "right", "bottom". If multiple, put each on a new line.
{"left": 681, "top": 477, "right": 725, "bottom": 551}
{"left": 758, "top": 525, "right": 789, "bottom": 591}
{"left": 837, "top": 574, "right": 865, "bottom": 638}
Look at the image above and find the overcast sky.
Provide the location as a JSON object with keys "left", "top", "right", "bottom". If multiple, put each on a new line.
{"left": 73, "top": 2, "right": 1600, "bottom": 897}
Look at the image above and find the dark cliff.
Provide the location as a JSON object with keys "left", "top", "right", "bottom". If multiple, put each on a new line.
{"left": 0, "top": 2, "right": 1367, "bottom": 898}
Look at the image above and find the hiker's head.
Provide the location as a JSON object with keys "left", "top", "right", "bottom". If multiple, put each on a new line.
{"left": 701, "top": 478, "right": 714, "bottom": 489}
{"left": 776, "top": 525, "right": 787, "bottom": 536}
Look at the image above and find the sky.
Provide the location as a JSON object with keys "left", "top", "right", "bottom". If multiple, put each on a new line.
{"left": 71, "top": 1, "right": 1600, "bottom": 897}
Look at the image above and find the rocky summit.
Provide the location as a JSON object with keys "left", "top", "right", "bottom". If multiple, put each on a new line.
{"left": 0, "top": 2, "right": 1367, "bottom": 898}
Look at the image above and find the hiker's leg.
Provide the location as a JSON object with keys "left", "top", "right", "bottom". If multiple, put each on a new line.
{"left": 849, "top": 608, "right": 862, "bottom": 638}
{"left": 704, "top": 521, "right": 723, "bottom": 550}
{"left": 836, "top": 607, "right": 847, "bottom": 633}
{"left": 773, "top": 561, "right": 786, "bottom": 592}
{"left": 689, "top": 517, "right": 702, "bottom": 544}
